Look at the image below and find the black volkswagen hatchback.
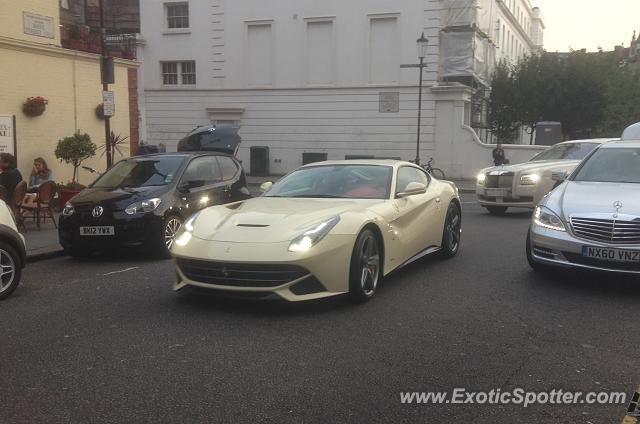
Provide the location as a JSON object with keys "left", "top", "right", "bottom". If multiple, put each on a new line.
{"left": 59, "top": 152, "right": 250, "bottom": 258}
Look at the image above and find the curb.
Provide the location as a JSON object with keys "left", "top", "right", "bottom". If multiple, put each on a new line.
{"left": 27, "top": 248, "right": 66, "bottom": 263}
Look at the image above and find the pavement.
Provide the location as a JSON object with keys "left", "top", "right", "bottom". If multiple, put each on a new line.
{"left": 2, "top": 193, "right": 637, "bottom": 423}
{"left": 23, "top": 177, "right": 476, "bottom": 262}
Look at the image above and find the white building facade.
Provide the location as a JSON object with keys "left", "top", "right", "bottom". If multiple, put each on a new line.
{"left": 138, "top": 0, "right": 544, "bottom": 178}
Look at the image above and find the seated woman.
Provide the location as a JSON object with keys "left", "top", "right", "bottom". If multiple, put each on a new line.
{"left": 22, "top": 157, "right": 54, "bottom": 210}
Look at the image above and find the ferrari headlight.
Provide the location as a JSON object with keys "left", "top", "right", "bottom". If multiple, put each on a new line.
{"left": 174, "top": 212, "right": 201, "bottom": 247}
{"left": 533, "top": 206, "right": 566, "bottom": 232}
{"left": 125, "top": 198, "right": 161, "bottom": 215}
{"left": 520, "top": 173, "right": 541, "bottom": 185}
{"left": 62, "top": 202, "right": 75, "bottom": 216}
{"left": 288, "top": 216, "right": 340, "bottom": 252}
{"left": 476, "top": 173, "right": 486, "bottom": 186}
{"left": 184, "top": 212, "right": 201, "bottom": 232}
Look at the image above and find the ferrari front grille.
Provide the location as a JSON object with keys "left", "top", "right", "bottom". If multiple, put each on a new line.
{"left": 176, "top": 258, "right": 309, "bottom": 288}
{"left": 571, "top": 217, "right": 640, "bottom": 244}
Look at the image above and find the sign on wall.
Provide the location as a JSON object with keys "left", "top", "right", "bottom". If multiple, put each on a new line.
{"left": 379, "top": 92, "right": 400, "bottom": 113}
{"left": 23, "top": 12, "right": 55, "bottom": 39}
{"left": 0, "top": 116, "right": 17, "bottom": 157}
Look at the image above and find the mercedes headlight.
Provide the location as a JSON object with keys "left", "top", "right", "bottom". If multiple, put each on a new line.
{"left": 533, "top": 206, "right": 566, "bottom": 232}
{"left": 520, "top": 173, "right": 541, "bottom": 185}
{"left": 62, "top": 202, "right": 75, "bottom": 216}
{"left": 124, "top": 198, "right": 161, "bottom": 215}
{"left": 476, "top": 173, "right": 486, "bottom": 186}
{"left": 288, "top": 216, "right": 340, "bottom": 252}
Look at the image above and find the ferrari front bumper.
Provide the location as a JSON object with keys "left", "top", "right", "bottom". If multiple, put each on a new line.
{"left": 171, "top": 234, "right": 355, "bottom": 302}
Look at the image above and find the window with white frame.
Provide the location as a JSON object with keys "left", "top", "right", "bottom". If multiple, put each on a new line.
{"left": 166, "top": 2, "right": 189, "bottom": 29}
{"left": 161, "top": 61, "right": 196, "bottom": 85}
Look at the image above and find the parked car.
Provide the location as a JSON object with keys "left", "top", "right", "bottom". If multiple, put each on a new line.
{"left": 59, "top": 152, "right": 251, "bottom": 259}
{"left": 527, "top": 139, "right": 640, "bottom": 274}
{"left": 0, "top": 200, "right": 26, "bottom": 300}
{"left": 171, "top": 160, "right": 461, "bottom": 303}
{"left": 476, "top": 139, "right": 613, "bottom": 214}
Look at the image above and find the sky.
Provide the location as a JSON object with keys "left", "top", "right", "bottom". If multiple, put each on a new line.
{"left": 531, "top": 0, "right": 640, "bottom": 52}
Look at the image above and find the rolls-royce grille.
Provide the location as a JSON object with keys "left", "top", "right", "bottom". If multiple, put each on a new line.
{"left": 571, "top": 217, "right": 640, "bottom": 244}
{"left": 485, "top": 173, "right": 514, "bottom": 188}
{"left": 176, "top": 258, "right": 309, "bottom": 288}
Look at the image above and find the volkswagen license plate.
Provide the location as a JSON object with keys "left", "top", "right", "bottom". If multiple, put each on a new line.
{"left": 582, "top": 246, "right": 640, "bottom": 263}
{"left": 80, "top": 226, "right": 115, "bottom": 236}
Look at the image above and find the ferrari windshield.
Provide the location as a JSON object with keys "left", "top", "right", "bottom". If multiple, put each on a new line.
{"left": 529, "top": 142, "right": 598, "bottom": 162}
{"left": 572, "top": 147, "right": 640, "bottom": 184}
{"left": 92, "top": 156, "right": 185, "bottom": 189}
{"left": 265, "top": 165, "right": 393, "bottom": 199}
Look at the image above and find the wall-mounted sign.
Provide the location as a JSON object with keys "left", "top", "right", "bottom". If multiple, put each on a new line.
{"left": 23, "top": 12, "right": 55, "bottom": 39}
{"left": 0, "top": 115, "right": 17, "bottom": 157}
{"left": 102, "top": 91, "right": 115, "bottom": 117}
{"left": 379, "top": 92, "right": 400, "bottom": 113}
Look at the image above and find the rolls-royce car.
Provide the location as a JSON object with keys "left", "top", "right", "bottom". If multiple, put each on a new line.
{"left": 59, "top": 152, "right": 251, "bottom": 258}
{"left": 171, "top": 160, "right": 461, "bottom": 303}
{"left": 476, "top": 139, "right": 612, "bottom": 214}
{"left": 527, "top": 139, "right": 640, "bottom": 274}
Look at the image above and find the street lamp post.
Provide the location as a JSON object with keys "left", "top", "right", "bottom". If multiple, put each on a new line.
{"left": 99, "top": 0, "right": 113, "bottom": 169}
{"left": 402, "top": 33, "right": 429, "bottom": 165}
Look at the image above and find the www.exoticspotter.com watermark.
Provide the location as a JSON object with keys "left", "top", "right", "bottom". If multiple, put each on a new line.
{"left": 400, "top": 388, "right": 627, "bottom": 408}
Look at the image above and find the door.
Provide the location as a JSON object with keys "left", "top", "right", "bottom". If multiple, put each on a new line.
{"left": 178, "top": 156, "right": 229, "bottom": 217}
{"left": 392, "top": 166, "right": 442, "bottom": 261}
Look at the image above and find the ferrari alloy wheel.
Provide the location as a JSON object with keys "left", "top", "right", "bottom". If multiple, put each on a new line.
{"left": 349, "top": 229, "right": 381, "bottom": 303}
{"left": 0, "top": 241, "right": 21, "bottom": 300}
{"left": 163, "top": 216, "right": 183, "bottom": 253}
{"left": 439, "top": 203, "right": 461, "bottom": 258}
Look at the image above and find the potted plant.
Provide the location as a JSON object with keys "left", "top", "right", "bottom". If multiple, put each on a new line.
{"left": 98, "top": 131, "right": 128, "bottom": 159}
{"left": 22, "top": 96, "right": 48, "bottom": 117}
{"left": 55, "top": 132, "right": 97, "bottom": 205}
{"left": 95, "top": 103, "right": 106, "bottom": 120}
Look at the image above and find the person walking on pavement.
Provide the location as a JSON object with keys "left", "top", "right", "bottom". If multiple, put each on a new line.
{"left": 492, "top": 143, "right": 508, "bottom": 166}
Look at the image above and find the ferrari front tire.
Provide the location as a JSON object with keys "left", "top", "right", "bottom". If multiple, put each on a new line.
{"left": 348, "top": 229, "right": 381, "bottom": 303}
{"left": 439, "top": 202, "right": 461, "bottom": 258}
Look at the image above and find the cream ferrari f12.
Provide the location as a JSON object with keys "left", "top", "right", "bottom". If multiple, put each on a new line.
{"left": 171, "top": 160, "right": 461, "bottom": 302}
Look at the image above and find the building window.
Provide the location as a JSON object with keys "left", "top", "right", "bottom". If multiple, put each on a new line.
{"left": 161, "top": 61, "right": 196, "bottom": 85}
{"left": 181, "top": 60, "right": 196, "bottom": 84}
{"left": 247, "top": 22, "right": 273, "bottom": 86}
{"left": 369, "top": 16, "right": 400, "bottom": 84}
{"left": 306, "top": 20, "right": 334, "bottom": 84}
{"left": 166, "top": 2, "right": 189, "bottom": 29}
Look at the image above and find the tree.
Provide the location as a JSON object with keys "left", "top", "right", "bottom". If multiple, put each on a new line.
{"left": 488, "top": 61, "right": 521, "bottom": 143}
{"left": 55, "top": 132, "right": 97, "bottom": 183}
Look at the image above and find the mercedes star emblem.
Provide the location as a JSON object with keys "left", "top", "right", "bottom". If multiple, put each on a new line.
{"left": 613, "top": 201, "right": 623, "bottom": 212}
{"left": 92, "top": 206, "right": 104, "bottom": 218}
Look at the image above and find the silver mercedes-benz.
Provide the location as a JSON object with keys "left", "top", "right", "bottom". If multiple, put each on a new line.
{"left": 527, "top": 139, "right": 640, "bottom": 274}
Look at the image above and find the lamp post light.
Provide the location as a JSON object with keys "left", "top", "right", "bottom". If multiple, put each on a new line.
{"left": 415, "top": 32, "right": 429, "bottom": 165}
{"left": 401, "top": 32, "right": 429, "bottom": 165}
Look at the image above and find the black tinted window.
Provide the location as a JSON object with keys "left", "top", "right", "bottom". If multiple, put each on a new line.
{"left": 181, "top": 156, "right": 222, "bottom": 185}
{"left": 217, "top": 157, "right": 238, "bottom": 180}
{"left": 92, "top": 157, "right": 185, "bottom": 189}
